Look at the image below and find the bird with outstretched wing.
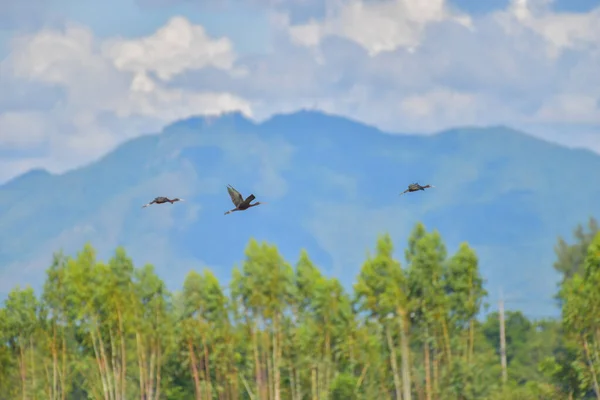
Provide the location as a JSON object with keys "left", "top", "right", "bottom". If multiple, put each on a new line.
{"left": 227, "top": 185, "right": 244, "bottom": 207}
{"left": 224, "top": 184, "right": 264, "bottom": 215}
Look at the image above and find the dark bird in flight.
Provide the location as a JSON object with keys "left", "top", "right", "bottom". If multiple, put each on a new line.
{"left": 400, "top": 183, "right": 435, "bottom": 196}
{"left": 224, "top": 185, "right": 265, "bottom": 215}
{"left": 142, "top": 197, "right": 184, "bottom": 208}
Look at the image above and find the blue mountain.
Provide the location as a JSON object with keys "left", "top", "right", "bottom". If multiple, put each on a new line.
{"left": 1, "top": 110, "right": 599, "bottom": 318}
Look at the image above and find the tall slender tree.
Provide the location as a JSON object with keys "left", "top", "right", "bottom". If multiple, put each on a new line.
{"left": 355, "top": 233, "right": 412, "bottom": 400}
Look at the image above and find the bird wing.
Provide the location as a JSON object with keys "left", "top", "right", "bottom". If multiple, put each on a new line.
{"left": 227, "top": 185, "right": 244, "bottom": 207}
{"left": 240, "top": 194, "right": 256, "bottom": 207}
{"left": 142, "top": 198, "right": 156, "bottom": 208}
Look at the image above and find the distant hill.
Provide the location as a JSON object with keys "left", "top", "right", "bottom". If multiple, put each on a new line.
{"left": 1, "top": 110, "right": 599, "bottom": 318}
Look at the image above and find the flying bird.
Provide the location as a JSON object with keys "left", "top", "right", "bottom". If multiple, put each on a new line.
{"left": 142, "top": 197, "right": 184, "bottom": 208}
{"left": 224, "top": 185, "right": 265, "bottom": 215}
{"left": 400, "top": 183, "right": 434, "bottom": 196}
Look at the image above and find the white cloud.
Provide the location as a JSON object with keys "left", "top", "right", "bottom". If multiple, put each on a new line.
{"left": 0, "top": 111, "right": 49, "bottom": 148}
{"left": 496, "top": 0, "right": 600, "bottom": 59}
{"left": 1, "top": 0, "right": 600, "bottom": 183}
{"left": 0, "top": 18, "right": 252, "bottom": 181}
{"left": 271, "top": 0, "right": 600, "bottom": 134}
{"left": 534, "top": 94, "right": 600, "bottom": 124}
{"left": 103, "top": 16, "right": 237, "bottom": 80}
{"left": 117, "top": 73, "right": 252, "bottom": 120}
{"left": 288, "top": 0, "right": 473, "bottom": 55}
{"left": 399, "top": 89, "right": 477, "bottom": 123}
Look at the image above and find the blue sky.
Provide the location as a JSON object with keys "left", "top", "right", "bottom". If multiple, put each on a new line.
{"left": 1, "top": 0, "right": 599, "bottom": 182}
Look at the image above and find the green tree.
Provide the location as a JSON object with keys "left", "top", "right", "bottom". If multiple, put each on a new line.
{"left": 41, "top": 252, "right": 73, "bottom": 400}
{"left": 560, "top": 232, "right": 600, "bottom": 399}
{"left": 1, "top": 222, "right": 596, "bottom": 400}
{"left": 230, "top": 238, "right": 294, "bottom": 400}
{"left": 446, "top": 242, "right": 487, "bottom": 363}
{"left": 554, "top": 217, "right": 598, "bottom": 282}
{"left": 406, "top": 225, "right": 449, "bottom": 399}
{"left": 2, "top": 286, "right": 40, "bottom": 399}
{"left": 355, "top": 233, "right": 412, "bottom": 400}
{"left": 133, "top": 264, "right": 172, "bottom": 400}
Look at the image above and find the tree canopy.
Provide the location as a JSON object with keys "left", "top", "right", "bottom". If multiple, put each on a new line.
{"left": 1, "top": 221, "right": 599, "bottom": 399}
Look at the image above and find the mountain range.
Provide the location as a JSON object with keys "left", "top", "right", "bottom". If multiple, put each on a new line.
{"left": 1, "top": 110, "right": 599, "bottom": 318}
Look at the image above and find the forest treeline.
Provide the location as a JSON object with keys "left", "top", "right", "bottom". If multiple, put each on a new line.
{"left": 1, "top": 219, "right": 599, "bottom": 400}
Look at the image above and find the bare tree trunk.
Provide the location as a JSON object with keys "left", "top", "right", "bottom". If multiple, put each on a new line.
{"left": 289, "top": 365, "right": 296, "bottom": 400}
{"left": 154, "top": 342, "right": 162, "bottom": 400}
{"left": 200, "top": 354, "right": 209, "bottom": 400}
{"left": 325, "top": 327, "right": 332, "bottom": 400}
{"left": 136, "top": 333, "right": 145, "bottom": 400}
{"left": 101, "top": 329, "right": 115, "bottom": 400}
{"left": 148, "top": 337, "right": 156, "bottom": 400}
{"left": 90, "top": 327, "right": 111, "bottom": 400}
{"left": 397, "top": 311, "right": 412, "bottom": 400}
{"left": 432, "top": 345, "right": 439, "bottom": 400}
{"left": 295, "top": 367, "right": 301, "bottom": 400}
{"left": 187, "top": 340, "right": 202, "bottom": 400}
{"left": 250, "top": 324, "right": 263, "bottom": 399}
{"left": 109, "top": 330, "right": 120, "bottom": 400}
{"left": 385, "top": 325, "right": 402, "bottom": 400}
{"left": 117, "top": 309, "right": 126, "bottom": 400}
{"left": 43, "top": 358, "right": 52, "bottom": 399}
{"left": 30, "top": 338, "right": 36, "bottom": 400}
{"left": 355, "top": 364, "right": 369, "bottom": 393}
{"left": 277, "top": 326, "right": 283, "bottom": 400}
{"left": 499, "top": 297, "right": 508, "bottom": 385}
{"left": 52, "top": 325, "right": 58, "bottom": 400}
{"left": 202, "top": 335, "right": 212, "bottom": 399}
{"left": 440, "top": 317, "right": 452, "bottom": 366}
{"left": 318, "top": 363, "right": 325, "bottom": 400}
{"left": 468, "top": 319, "right": 475, "bottom": 363}
{"left": 241, "top": 374, "right": 255, "bottom": 400}
{"left": 266, "top": 333, "right": 274, "bottom": 400}
{"left": 273, "top": 315, "right": 281, "bottom": 400}
{"left": 424, "top": 339, "right": 432, "bottom": 400}
{"left": 311, "top": 365, "right": 318, "bottom": 400}
{"left": 467, "top": 275, "right": 475, "bottom": 363}
{"left": 19, "top": 342, "right": 27, "bottom": 400}
{"left": 61, "top": 333, "right": 67, "bottom": 400}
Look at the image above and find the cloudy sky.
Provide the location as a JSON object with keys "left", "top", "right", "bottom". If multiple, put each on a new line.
{"left": 1, "top": 0, "right": 599, "bottom": 183}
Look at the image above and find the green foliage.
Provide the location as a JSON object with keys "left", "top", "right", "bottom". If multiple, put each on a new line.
{"left": 557, "top": 231, "right": 600, "bottom": 399}
{"left": 330, "top": 372, "right": 357, "bottom": 400}
{"left": 554, "top": 217, "right": 599, "bottom": 281}
{"left": 1, "top": 220, "right": 599, "bottom": 399}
